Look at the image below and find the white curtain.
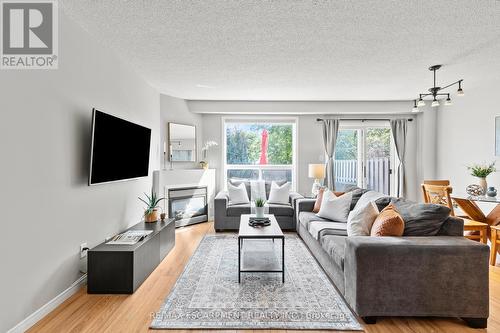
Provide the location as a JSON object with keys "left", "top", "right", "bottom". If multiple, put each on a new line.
{"left": 390, "top": 119, "right": 408, "bottom": 197}
{"left": 321, "top": 119, "right": 340, "bottom": 190}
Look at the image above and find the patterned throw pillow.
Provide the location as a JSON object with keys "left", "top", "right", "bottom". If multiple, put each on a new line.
{"left": 370, "top": 204, "right": 405, "bottom": 236}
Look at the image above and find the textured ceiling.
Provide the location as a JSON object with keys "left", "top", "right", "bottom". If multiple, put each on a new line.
{"left": 61, "top": 0, "right": 500, "bottom": 101}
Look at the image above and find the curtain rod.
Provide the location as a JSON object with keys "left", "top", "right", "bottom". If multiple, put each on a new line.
{"left": 316, "top": 118, "right": 413, "bottom": 122}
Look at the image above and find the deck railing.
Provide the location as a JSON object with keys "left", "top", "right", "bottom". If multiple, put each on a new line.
{"left": 334, "top": 158, "right": 391, "bottom": 194}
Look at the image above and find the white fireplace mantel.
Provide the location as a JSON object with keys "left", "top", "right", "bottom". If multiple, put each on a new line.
{"left": 153, "top": 169, "right": 216, "bottom": 219}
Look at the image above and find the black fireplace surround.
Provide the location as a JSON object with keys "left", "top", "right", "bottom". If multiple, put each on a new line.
{"left": 168, "top": 186, "right": 208, "bottom": 227}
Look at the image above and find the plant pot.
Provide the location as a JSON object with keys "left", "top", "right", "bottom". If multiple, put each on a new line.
{"left": 144, "top": 209, "right": 159, "bottom": 223}
{"left": 255, "top": 206, "right": 265, "bottom": 218}
{"left": 477, "top": 177, "right": 487, "bottom": 195}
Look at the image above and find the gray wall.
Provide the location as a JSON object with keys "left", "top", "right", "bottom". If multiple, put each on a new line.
{"left": 0, "top": 12, "right": 160, "bottom": 332}
{"left": 197, "top": 101, "right": 422, "bottom": 201}
{"left": 436, "top": 79, "right": 500, "bottom": 192}
{"left": 160, "top": 94, "right": 203, "bottom": 169}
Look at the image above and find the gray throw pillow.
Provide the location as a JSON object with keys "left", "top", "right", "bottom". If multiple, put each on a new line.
{"left": 349, "top": 188, "right": 370, "bottom": 210}
{"left": 393, "top": 200, "right": 451, "bottom": 236}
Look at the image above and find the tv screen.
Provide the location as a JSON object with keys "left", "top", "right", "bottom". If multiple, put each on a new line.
{"left": 89, "top": 109, "right": 151, "bottom": 185}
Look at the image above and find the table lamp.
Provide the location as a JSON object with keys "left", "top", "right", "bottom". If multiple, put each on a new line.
{"left": 308, "top": 164, "right": 325, "bottom": 197}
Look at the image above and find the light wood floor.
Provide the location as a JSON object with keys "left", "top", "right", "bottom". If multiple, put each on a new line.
{"left": 29, "top": 222, "right": 500, "bottom": 333}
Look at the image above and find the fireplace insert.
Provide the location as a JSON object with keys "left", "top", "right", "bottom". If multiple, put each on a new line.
{"left": 168, "top": 186, "right": 208, "bottom": 227}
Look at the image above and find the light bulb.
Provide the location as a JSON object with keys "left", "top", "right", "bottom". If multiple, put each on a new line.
{"left": 457, "top": 88, "right": 464, "bottom": 96}
{"left": 431, "top": 99, "right": 440, "bottom": 107}
{"left": 417, "top": 99, "right": 426, "bottom": 107}
{"left": 445, "top": 97, "right": 452, "bottom": 106}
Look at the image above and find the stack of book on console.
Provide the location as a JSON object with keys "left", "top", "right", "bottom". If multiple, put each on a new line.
{"left": 106, "top": 230, "right": 153, "bottom": 245}
{"left": 249, "top": 217, "right": 271, "bottom": 227}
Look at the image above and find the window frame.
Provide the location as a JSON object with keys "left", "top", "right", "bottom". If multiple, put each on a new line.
{"left": 336, "top": 120, "right": 396, "bottom": 196}
{"left": 222, "top": 116, "right": 298, "bottom": 192}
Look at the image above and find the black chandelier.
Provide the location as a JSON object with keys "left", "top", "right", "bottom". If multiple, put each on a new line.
{"left": 412, "top": 65, "right": 464, "bottom": 112}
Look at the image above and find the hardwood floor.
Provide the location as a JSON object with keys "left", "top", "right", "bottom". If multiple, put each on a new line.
{"left": 29, "top": 222, "right": 500, "bottom": 333}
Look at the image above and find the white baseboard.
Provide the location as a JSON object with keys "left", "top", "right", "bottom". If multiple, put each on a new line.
{"left": 8, "top": 274, "right": 87, "bottom": 333}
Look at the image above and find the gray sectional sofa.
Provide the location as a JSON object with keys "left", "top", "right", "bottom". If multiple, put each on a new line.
{"left": 296, "top": 196, "right": 490, "bottom": 328}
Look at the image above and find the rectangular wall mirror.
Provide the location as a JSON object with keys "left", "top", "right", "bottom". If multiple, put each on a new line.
{"left": 168, "top": 122, "right": 196, "bottom": 162}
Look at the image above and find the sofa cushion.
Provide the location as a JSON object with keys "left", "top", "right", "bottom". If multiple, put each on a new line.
{"left": 298, "top": 211, "right": 332, "bottom": 229}
{"left": 227, "top": 203, "right": 294, "bottom": 217}
{"left": 268, "top": 203, "right": 294, "bottom": 216}
{"left": 309, "top": 221, "right": 348, "bottom": 239}
{"left": 319, "top": 235, "right": 347, "bottom": 270}
{"left": 226, "top": 203, "right": 251, "bottom": 216}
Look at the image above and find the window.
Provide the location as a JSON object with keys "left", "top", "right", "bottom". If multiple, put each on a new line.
{"left": 334, "top": 122, "right": 395, "bottom": 195}
{"left": 223, "top": 119, "right": 297, "bottom": 189}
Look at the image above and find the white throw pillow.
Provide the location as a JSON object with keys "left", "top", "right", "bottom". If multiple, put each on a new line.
{"left": 347, "top": 201, "right": 380, "bottom": 236}
{"left": 268, "top": 181, "right": 291, "bottom": 204}
{"left": 316, "top": 190, "right": 353, "bottom": 222}
{"left": 227, "top": 182, "right": 250, "bottom": 204}
{"left": 353, "top": 190, "right": 385, "bottom": 211}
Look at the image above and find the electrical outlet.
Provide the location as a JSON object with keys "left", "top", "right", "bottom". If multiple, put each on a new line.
{"left": 80, "top": 243, "right": 88, "bottom": 259}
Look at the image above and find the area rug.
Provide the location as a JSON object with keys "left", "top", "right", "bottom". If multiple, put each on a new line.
{"left": 150, "top": 235, "right": 362, "bottom": 330}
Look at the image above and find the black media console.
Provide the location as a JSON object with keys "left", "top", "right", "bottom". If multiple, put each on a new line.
{"left": 87, "top": 218, "right": 175, "bottom": 294}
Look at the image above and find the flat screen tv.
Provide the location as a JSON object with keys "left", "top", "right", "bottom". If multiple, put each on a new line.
{"left": 89, "top": 109, "right": 151, "bottom": 185}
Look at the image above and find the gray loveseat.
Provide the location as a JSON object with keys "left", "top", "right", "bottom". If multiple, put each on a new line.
{"left": 214, "top": 180, "right": 303, "bottom": 231}
{"left": 296, "top": 196, "right": 489, "bottom": 328}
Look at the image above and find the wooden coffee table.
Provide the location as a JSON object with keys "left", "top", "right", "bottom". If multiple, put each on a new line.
{"left": 238, "top": 214, "right": 285, "bottom": 283}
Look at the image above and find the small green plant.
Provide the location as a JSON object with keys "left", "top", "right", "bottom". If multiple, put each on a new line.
{"left": 467, "top": 161, "right": 497, "bottom": 178}
{"left": 255, "top": 198, "right": 266, "bottom": 207}
{"left": 138, "top": 188, "right": 165, "bottom": 216}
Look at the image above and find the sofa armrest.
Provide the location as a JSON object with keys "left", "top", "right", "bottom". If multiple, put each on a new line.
{"left": 289, "top": 191, "right": 304, "bottom": 210}
{"left": 296, "top": 198, "right": 316, "bottom": 213}
{"left": 344, "top": 236, "right": 489, "bottom": 318}
{"left": 214, "top": 191, "right": 229, "bottom": 218}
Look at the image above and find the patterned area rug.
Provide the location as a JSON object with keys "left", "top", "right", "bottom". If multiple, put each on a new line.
{"left": 151, "top": 235, "right": 362, "bottom": 330}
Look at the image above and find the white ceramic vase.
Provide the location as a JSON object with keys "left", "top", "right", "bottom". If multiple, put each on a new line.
{"left": 477, "top": 177, "right": 487, "bottom": 195}
{"left": 255, "top": 206, "right": 265, "bottom": 218}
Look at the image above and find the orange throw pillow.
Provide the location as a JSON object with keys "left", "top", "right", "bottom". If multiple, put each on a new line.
{"left": 370, "top": 204, "right": 405, "bottom": 237}
{"left": 312, "top": 188, "right": 325, "bottom": 213}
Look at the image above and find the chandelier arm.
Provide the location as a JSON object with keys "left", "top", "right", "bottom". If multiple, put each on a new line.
{"left": 439, "top": 79, "right": 463, "bottom": 91}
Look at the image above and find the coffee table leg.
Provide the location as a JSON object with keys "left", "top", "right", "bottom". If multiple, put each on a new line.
{"left": 238, "top": 237, "right": 241, "bottom": 283}
{"left": 282, "top": 237, "right": 285, "bottom": 283}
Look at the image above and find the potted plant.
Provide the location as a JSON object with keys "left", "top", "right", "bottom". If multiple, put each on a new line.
{"left": 255, "top": 198, "right": 266, "bottom": 218}
{"left": 200, "top": 141, "right": 218, "bottom": 169}
{"left": 139, "top": 189, "right": 165, "bottom": 223}
{"left": 467, "top": 161, "right": 496, "bottom": 194}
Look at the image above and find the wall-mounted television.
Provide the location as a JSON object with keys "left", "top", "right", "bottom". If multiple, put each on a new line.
{"left": 89, "top": 109, "right": 151, "bottom": 185}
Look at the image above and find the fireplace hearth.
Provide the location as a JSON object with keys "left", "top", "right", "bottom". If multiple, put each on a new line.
{"left": 168, "top": 186, "right": 208, "bottom": 228}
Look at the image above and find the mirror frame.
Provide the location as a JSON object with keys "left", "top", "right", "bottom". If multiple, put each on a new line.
{"left": 168, "top": 122, "right": 197, "bottom": 162}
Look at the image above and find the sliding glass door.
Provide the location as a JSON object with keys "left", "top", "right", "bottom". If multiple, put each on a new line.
{"left": 334, "top": 123, "right": 394, "bottom": 195}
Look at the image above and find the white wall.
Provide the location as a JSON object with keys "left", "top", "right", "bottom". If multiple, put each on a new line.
{"left": 0, "top": 12, "right": 160, "bottom": 332}
{"left": 160, "top": 94, "right": 203, "bottom": 169}
{"left": 436, "top": 78, "right": 500, "bottom": 192}
{"left": 197, "top": 101, "right": 422, "bottom": 201}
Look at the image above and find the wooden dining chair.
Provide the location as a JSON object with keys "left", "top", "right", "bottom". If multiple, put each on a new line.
{"left": 421, "top": 182, "right": 488, "bottom": 244}
{"left": 490, "top": 225, "right": 500, "bottom": 265}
